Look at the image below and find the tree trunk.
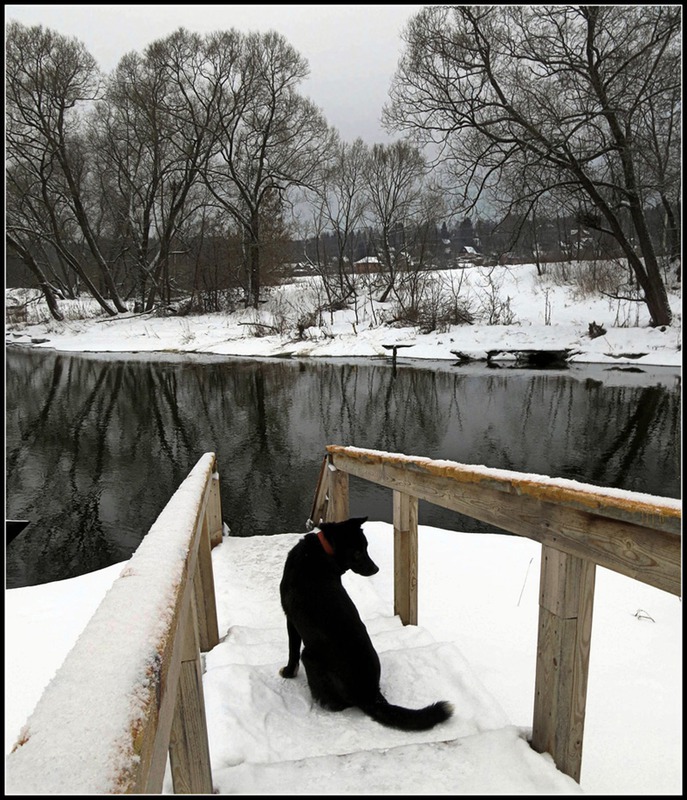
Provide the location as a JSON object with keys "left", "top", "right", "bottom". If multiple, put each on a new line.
{"left": 577, "top": 173, "right": 673, "bottom": 327}
{"left": 627, "top": 202, "right": 673, "bottom": 327}
{"left": 249, "top": 242, "right": 260, "bottom": 309}
{"left": 642, "top": 266, "right": 672, "bottom": 327}
{"left": 377, "top": 227, "right": 396, "bottom": 303}
{"left": 532, "top": 206, "right": 543, "bottom": 276}
{"left": 248, "top": 213, "right": 261, "bottom": 309}
{"left": 660, "top": 194, "right": 680, "bottom": 261}
{"left": 7, "top": 234, "right": 65, "bottom": 321}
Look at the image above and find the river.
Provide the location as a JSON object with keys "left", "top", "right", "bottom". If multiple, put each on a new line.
{"left": 5, "top": 347, "right": 680, "bottom": 588}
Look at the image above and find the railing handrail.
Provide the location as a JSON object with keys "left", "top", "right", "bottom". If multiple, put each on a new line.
{"left": 327, "top": 445, "right": 681, "bottom": 530}
{"left": 323, "top": 445, "right": 681, "bottom": 596}
{"left": 313, "top": 444, "right": 682, "bottom": 783}
{"left": 6, "top": 452, "right": 223, "bottom": 795}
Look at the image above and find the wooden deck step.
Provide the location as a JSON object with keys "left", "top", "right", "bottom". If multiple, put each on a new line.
{"left": 179, "top": 533, "right": 582, "bottom": 794}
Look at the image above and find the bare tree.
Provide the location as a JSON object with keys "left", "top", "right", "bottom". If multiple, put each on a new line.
{"left": 363, "top": 140, "right": 427, "bottom": 301}
{"left": 385, "top": 5, "right": 680, "bottom": 326}
{"left": 91, "top": 29, "right": 238, "bottom": 311}
{"left": 6, "top": 21, "right": 128, "bottom": 314}
{"left": 321, "top": 138, "right": 370, "bottom": 296}
{"left": 391, "top": 188, "right": 449, "bottom": 326}
{"left": 634, "top": 71, "right": 681, "bottom": 264}
{"left": 204, "top": 30, "right": 336, "bottom": 308}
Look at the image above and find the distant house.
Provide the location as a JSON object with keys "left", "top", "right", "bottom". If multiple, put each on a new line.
{"left": 456, "top": 245, "right": 482, "bottom": 266}
{"left": 290, "top": 262, "right": 315, "bottom": 276}
{"left": 353, "top": 256, "right": 381, "bottom": 274}
{"left": 560, "top": 228, "right": 596, "bottom": 258}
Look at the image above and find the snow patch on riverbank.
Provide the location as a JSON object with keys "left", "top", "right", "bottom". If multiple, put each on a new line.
{"left": 5, "top": 263, "right": 682, "bottom": 367}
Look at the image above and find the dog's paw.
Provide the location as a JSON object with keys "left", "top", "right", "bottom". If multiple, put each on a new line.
{"left": 279, "top": 665, "right": 299, "bottom": 678}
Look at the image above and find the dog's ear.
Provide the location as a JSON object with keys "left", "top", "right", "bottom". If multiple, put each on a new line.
{"left": 351, "top": 516, "right": 368, "bottom": 526}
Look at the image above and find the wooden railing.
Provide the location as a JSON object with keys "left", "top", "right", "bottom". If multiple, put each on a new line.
{"left": 310, "top": 445, "right": 681, "bottom": 783}
{"left": 6, "top": 453, "right": 223, "bottom": 795}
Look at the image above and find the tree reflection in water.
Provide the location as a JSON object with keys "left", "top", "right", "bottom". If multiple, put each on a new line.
{"left": 5, "top": 349, "right": 680, "bottom": 588}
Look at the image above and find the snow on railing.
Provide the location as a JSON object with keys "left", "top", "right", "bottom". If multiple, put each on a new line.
{"left": 6, "top": 453, "right": 223, "bottom": 794}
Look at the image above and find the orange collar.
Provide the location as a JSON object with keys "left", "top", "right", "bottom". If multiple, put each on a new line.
{"left": 317, "top": 529, "right": 334, "bottom": 556}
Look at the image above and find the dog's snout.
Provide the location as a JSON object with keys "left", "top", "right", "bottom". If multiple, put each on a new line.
{"left": 359, "top": 558, "right": 379, "bottom": 576}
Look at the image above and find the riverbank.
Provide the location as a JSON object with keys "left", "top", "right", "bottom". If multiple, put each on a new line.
{"left": 5, "top": 263, "right": 682, "bottom": 367}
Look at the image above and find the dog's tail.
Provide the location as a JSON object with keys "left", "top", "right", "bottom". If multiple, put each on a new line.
{"left": 361, "top": 698, "right": 453, "bottom": 731}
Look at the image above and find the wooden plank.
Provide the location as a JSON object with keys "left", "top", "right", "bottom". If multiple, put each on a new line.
{"left": 326, "top": 445, "right": 680, "bottom": 534}
{"left": 325, "top": 459, "right": 350, "bottom": 522}
{"left": 328, "top": 451, "right": 680, "bottom": 596}
{"left": 137, "top": 571, "right": 194, "bottom": 793}
{"left": 169, "top": 595, "right": 214, "bottom": 794}
{"left": 532, "top": 546, "right": 596, "bottom": 782}
{"left": 393, "top": 492, "right": 418, "bottom": 625}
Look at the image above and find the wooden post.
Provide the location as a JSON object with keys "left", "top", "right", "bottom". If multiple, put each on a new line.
{"left": 531, "top": 545, "right": 595, "bottom": 782}
{"left": 390, "top": 345, "right": 398, "bottom": 375}
{"left": 325, "top": 458, "right": 349, "bottom": 522}
{"left": 308, "top": 456, "right": 329, "bottom": 527}
{"left": 194, "top": 513, "right": 220, "bottom": 652}
{"left": 168, "top": 594, "right": 214, "bottom": 794}
{"left": 381, "top": 343, "right": 413, "bottom": 374}
{"left": 393, "top": 491, "right": 418, "bottom": 625}
{"left": 206, "top": 471, "right": 223, "bottom": 548}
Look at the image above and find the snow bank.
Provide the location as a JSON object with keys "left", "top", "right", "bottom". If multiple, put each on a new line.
{"left": 5, "top": 263, "right": 682, "bottom": 367}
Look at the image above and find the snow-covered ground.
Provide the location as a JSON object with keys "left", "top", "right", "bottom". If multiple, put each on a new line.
{"left": 5, "top": 523, "right": 681, "bottom": 794}
{"left": 5, "top": 262, "right": 682, "bottom": 367}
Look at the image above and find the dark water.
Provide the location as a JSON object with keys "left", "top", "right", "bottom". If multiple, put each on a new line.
{"left": 5, "top": 347, "right": 681, "bottom": 588}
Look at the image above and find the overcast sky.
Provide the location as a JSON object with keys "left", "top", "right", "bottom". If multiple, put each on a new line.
{"left": 5, "top": 4, "right": 426, "bottom": 144}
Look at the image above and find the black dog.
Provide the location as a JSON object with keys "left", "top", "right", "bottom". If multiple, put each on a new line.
{"left": 279, "top": 517, "right": 453, "bottom": 731}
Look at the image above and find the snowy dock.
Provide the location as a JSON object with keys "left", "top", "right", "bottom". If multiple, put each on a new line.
{"left": 192, "top": 532, "right": 580, "bottom": 794}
